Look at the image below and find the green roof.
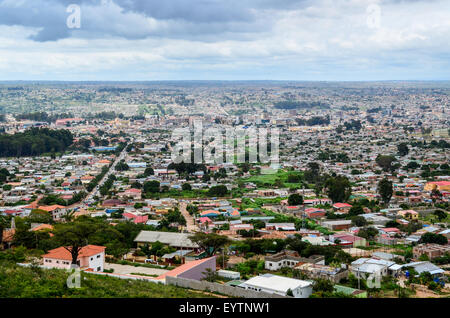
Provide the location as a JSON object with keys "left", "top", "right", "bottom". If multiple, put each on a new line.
{"left": 334, "top": 285, "right": 367, "bottom": 298}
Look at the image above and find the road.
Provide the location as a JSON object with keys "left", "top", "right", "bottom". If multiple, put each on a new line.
{"left": 68, "top": 143, "right": 129, "bottom": 210}
{"left": 179, "top": 201, "right": 199, "bottom": 232}
{"left": 86, "top": 145, "right": 128, "bottom": 202}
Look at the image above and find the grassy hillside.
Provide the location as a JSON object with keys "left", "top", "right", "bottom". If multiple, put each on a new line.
{"left": 0, "top": 260, "right": 217, "bottom": 298}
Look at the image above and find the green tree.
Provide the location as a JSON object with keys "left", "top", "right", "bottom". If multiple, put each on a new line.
{"left": 52, "top": 220, "right": 97, "bottom": 265}
{"left": 189, "top": 232, "right": 231, "bottom": 257}
{"left": 420, "top": 232, "right": 447, "bottom": 245}
{"left": 288, "top": 193, "right": 304, "bottom": 206}
{"left": 208, "top": 185, "right": 228, "bottom": 197}
{"left": 144, "top": 180, "right": 160, "bottom": 193}
{"left": 397, "top": 143, "right": 409, "bottom": 156}
{"left": 376, "top": 155, "right": 396, "bottom": 172}
{"left": 182, "top": 183, "right": 192, "bottom": 191}
{"left": 325, "top": 176, "right": 352, "bottom": 203}
{"left": 378, "top": 178, "right": 393, "bottom": 205}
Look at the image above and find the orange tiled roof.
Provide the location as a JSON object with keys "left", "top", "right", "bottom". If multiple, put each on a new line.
{"left": 2, "top": 229, "right": 15, "bottom": 242}
{"left": 43, "top": 245, "right": 106, "bottom": 261}
{"left": 31, "top": 224, "right": 54, "bottom": 232}
{"left": 37, "top": 205, "right": 65, "bottom": 212}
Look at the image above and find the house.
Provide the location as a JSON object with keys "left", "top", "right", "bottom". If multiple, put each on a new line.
{"left": 350, "top": 258, "right": 398, "bottom": 278}
{"left": 397, "top": 209, "right": 419, "bottom": 220}
{"left": 218, "top": 269, "right": 241, "bottom": 280}
{"left": 296, "top": 263, "right": 349, "bottom": 283}
{"left": 265, "top": 223, "right": 296, "bottom": 231}
{"left": 120, "top": 188, "right": 142, "bottom": 199}
{"left": 239, "top": 274, "right": 313, "bottom": 298}
{"left": 302, "top": 236, "right": 334, "bottom": 246}
{"left": 43, "top": 245, "right": 106, "bottom": 272}
{"left": 134, "top": 231, "right": 200, "bottom": 251}
{"left": 424, "top": 181, "right": 450, "bottom": 192}
{"left": 304, "top": 208, "right": 326, "bottom": 218}
{"left": 413, "top": 244, "right": 450, "bottom": 260}
{"left": 321, "top": 220, "right": 352, "bottom": 231}
{"left": 330, "top": 233, "right": 367, "bottom": 247}
{"left": 230, "top": 223, "right": 254, "bottom": 234}
{"left": 200, "top": 210, "right": 222, "bottom": 218}
{"left": 155, "top": 256, "right": 216, "bottom": 282}
{"left": 333, "top": 203, "right": 352, "bottom": 213}
{"left": 37, "top": 205, "right": 67, "bottom": 221}
{"left": 265, "top": 250, "right": 325, "bottom": 270}
{"left": 402, "top": 261, "right": 445, "bottom": 277}
{"left": 379, "top": 227, "right": 402, "bottom": 237}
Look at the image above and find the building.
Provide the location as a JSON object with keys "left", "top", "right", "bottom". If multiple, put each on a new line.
{"left": 218, "top": 269, "right": 241, "bottom": 280}
{"left": 413, "top": 244, "right": 450, "bottom": 260}
{"left": 424, "top": 181, "right": 450, "bottom": 192}
{"left": 321, "top": 220, "right": 352, "bottom": 231}
{"left": 296, "top": 263, "right": 349, "bottom": 283}
{"left": 43, "top": 245, "right": 106, "bottom": 272}
{"left": 156, "top": 256, "right": 216, "bottom": 282}
{"left": 350, "top": 258, "right": 398, "bottom": 278}
{"left": 239, "top": 274, "right": 313, "bottom": 298}
{"left": 134, "top": 230, "right": 200, "bottom": 250}
{"left": 265, "top": 250, "right": 325, "bottom": 270}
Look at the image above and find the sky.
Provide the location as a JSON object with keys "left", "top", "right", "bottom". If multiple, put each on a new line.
{"left": 0, "top": 0, "right": 449, "bottom": 81}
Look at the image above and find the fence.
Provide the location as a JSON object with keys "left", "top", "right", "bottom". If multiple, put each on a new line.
{"left": 166, "top": 276, "right": 290, "bottom": 298}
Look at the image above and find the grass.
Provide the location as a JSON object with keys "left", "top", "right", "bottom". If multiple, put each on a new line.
{"left": 0, "top": 260, "right": 217, "bottom": 298}
{"left": 243, "top": 170, "right": 304, "bottom": 189}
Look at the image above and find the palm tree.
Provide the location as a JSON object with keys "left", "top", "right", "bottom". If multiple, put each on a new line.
{"left": 62, "top": 210, "right": 76, "bottom": 223}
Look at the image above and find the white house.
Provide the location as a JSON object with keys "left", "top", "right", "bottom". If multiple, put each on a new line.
{"left": 43, "top": 245, "right": 106, "bottom": 272}
{"left": 239, "top": 274, "right": 313, "bottom": 298}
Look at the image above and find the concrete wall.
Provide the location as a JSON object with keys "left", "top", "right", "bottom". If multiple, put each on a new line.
{"left": 166, "top": 276, "right": 290, "bottom": 298}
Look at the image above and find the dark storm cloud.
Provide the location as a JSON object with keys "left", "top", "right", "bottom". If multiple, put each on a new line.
{"left": 0, "top": 0, "right": 310, "bottom": 42}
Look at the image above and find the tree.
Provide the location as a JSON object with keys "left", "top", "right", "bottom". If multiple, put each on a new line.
{"left": 325, "top": 176, "right": 352, "bottom": 203}
{"left": 376, "top": 155, "right": 396, "bottom": 172}
{"left": 144, "top": 167, "right": 154, "bottom": 176}
{"left": 208, "top": 185, "right": 228, "bottom": 197}
{"left": 52, "top": 220, "right": 97, "bottom": 265}
{"left": 357, "top": 227, "right": 379, "bottom": 241}
{"left": 420, "top": 232, "right": 447, "bottom": 245}
{"left": 351, "top": 215, "right": 368, "bottom": 227}
{"left": 189, "top": 232, "right": 230, "bottom": 257}
{"left": 434, "top": 210, "right": 447, "bottom": 221}
{"left": 378, "top": 178, "right": 393, "bottom": 205}
{"left": 397, "top": 143, "right": 409, "bottom": 156}
{"left": 115, "top": 161, "right": 129, "bottom": 171}
{"left": 313, "top": 279, "right": 334, "bottom": 293}
{"left": 182, "top": 183, "right": 192, "bottom": 191}
{"left": 288, "top": 193, "right": 303, "bottom": 206}
{"left": 349, "top": 206, "right": 364, "bottom": 216}
{"left": 287, "top": 174, "right": 301, "bottom": 183}
{"left": 143, "top": 180, "right": 160, "bottom": 193}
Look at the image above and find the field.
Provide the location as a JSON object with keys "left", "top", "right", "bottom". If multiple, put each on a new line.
{"left": 243, "top": 170, "right": 304, "bottom": 188}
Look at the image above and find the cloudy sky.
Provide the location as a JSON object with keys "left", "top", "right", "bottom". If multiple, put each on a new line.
{"left": 0, "top": 0, "right": 449, "bottom": 81}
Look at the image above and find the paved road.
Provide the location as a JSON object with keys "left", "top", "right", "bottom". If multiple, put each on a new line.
{"left": 104, "top": 263, "right": 168, "bottom": 276}
{"left": 67, "top": 142, "right": 130, "bottom": 210}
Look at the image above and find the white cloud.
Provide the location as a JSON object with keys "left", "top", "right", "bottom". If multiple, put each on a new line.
{"left": 0, "top": 0, "right": 449, "bottom": 80}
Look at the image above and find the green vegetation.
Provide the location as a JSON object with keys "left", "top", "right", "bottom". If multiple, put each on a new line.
{"left": 0, "top": 128, "right": 73, "bottom": 157}
{"left": 0, "top": 260, "right": 216, "bottom": 298}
